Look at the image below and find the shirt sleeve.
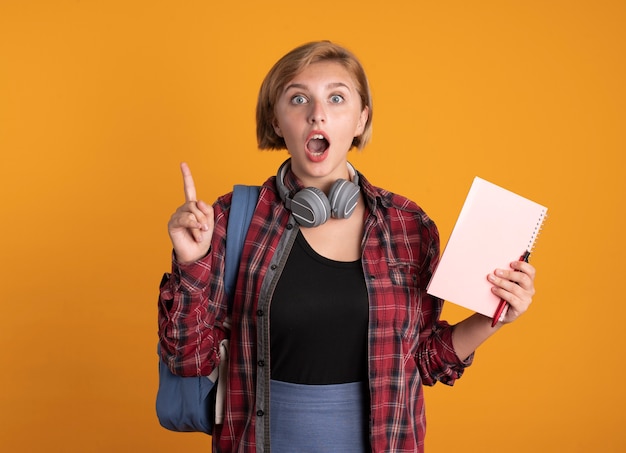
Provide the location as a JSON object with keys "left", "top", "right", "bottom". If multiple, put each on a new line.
{"left": 416, "top": 308, "right": 474, "bottom": 386}
{"left": 414, "top": 214, "right": 474, "bottom": 386}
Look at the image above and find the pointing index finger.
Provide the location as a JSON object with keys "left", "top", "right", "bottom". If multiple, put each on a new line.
{"left": 180, "top": 162, "right": 197, "bottom": 202}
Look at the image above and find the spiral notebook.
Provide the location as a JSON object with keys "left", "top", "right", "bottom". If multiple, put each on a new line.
{"left": 426, "top": 177, "right": 548, "bottom": 317}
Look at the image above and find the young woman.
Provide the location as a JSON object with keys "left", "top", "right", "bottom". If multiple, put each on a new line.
{"left": 159, "top": 41, "right": 536, "bottom": 452}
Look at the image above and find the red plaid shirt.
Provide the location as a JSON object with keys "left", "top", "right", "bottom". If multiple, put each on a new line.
{"left": 159, "top": 168, "right": 472, "bottom": 452}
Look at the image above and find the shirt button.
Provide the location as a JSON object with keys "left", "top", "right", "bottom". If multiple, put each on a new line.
{"left": 286, "top": 223, "right": 293, "bottom": 230}
{"left": 369, "top": 275, "right": 376, "bottom": 280}
{"left": 258, "top": 360, "right": 265, "bottom": 367}
{"left": 257, "top": 410, "right": 264, "bottom": 417}
{"left": 270, "top": 264, "right": 277, "bottom": 271}
{"left": 257, "top": 309, "right": 264, "bottom": 316}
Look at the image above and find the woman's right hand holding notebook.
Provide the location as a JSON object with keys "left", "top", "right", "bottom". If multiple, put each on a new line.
{"left": 488, "top": 259, "right": 536, "bottom": 324}
{"left": 452, "top": 259, "right": 537, "bottom": 360}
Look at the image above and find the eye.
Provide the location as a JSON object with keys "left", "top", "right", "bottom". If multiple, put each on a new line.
{"left": 329, "top": 94, "right": 344, "bottom": 104}
{"left": 290, "top": 95, "right": 308, "bottom": 105}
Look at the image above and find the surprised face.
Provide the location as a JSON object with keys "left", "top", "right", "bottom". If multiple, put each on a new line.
{"left": 273, "top": 61, "right": 369, "bottom": 186}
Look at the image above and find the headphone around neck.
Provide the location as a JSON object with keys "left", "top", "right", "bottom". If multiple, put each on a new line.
{"left": 276, "top": 159, "right": 361, "bottom": 228}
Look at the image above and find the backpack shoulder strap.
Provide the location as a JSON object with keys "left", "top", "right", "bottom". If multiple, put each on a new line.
{"left": 224, "top": 185, "right": 260, "bottom": 301}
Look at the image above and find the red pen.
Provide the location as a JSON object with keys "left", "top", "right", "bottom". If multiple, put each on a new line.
{"left": 491, "top": 250, "right": 531, "bottom": 327}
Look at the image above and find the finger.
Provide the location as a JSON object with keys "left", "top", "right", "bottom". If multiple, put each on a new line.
{"left": 196, "top": 200, "right": 214, "bottom": 224}
{"left": 512, "top": 261, "right": 536, "bottom": 280}
{"left": 196, "top": 199, "right": 212, "bottom": 216}
{"left": 506, "top": 287, "right": 533, "bottom": 314}
{"left": 495, "top": 268, "right": 535, "bottom": 299}
{"left": 509, "top": 263, "right": 536, "bottom": 293}
{"left": 168, "top": 212, "right": 205, "bottom": 244}
{"left": 187, "top": 201, "right": 210, "bottom": 231}
{"left": 180, "top": 162, "right": 197, "bottom": 202}
{"left": 170, "top": 201, "right": 209, "bottom": 231}
{"left": 489, "top": 272, "right": 515, "bottom": 297}
{"left": 490, "top": 281, "right": 528, "bottom": 313}
{"left": 499, "top": 269, "right": 528, "bottom": 287}
{"left": 489, "top": 270, "right": 527, "bottom": 297}
{"left": 169, "top": 209, "right": 203, "bottom": 231}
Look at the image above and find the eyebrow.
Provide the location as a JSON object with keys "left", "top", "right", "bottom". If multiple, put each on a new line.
{"left": 283, "top": 82, "right": 352, "bottom": 92}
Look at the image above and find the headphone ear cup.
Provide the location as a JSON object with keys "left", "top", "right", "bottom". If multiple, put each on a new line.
{"left": 328, "top": 179, "right": 360, "bottom": 219}
{"left": 290, "top": 187, "right": 332, "bottom": 228}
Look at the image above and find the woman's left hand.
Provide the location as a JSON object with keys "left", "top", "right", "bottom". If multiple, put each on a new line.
{"left": 488, "top": 260, "right": 536, "bottom": 324}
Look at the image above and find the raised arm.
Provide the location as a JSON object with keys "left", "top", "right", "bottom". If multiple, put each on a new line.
{"left": 159, "top": 163, "right": 226, "bottom": 376}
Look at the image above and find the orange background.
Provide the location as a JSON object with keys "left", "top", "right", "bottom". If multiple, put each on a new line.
{"left": 1, "top": 1, "right": 624, "bottom": 452}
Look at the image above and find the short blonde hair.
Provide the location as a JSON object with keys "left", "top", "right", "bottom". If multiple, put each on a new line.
{"left": 256, "top": 41, "right": 373, "bottom": 150}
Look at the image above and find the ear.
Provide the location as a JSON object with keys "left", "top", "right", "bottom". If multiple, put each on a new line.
{"left": 273, "top": 121, "right": 283, "bottom": 137}
{"left": 354, "top": 106, "right": 369, "bottom": 137}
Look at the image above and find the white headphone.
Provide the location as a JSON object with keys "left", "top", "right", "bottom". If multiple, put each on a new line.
{"left": 275, "top": 159, "right": 361, "bottom": 228}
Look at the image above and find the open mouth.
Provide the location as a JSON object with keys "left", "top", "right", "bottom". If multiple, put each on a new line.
{"left": 306, "top": 133, "right": 330, "bottom": 155}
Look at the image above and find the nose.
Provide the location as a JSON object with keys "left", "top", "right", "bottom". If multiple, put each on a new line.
{"left": 308, "top": 99, "right": 326, "bottom": 124}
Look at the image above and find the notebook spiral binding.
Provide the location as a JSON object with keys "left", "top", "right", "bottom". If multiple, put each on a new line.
{"left": 527, "top": 210, "right": 548, "bottom": 253}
